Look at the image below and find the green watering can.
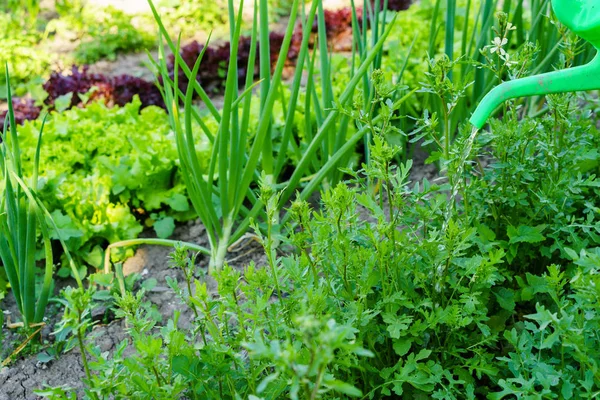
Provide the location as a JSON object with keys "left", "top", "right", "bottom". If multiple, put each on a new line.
{"left": 470, "top": 0, "right": 600, "bottom": 129}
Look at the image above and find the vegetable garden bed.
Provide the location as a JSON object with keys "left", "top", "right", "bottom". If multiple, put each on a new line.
{"left": 3, "top": 0, "right": 600, "bottom": 399}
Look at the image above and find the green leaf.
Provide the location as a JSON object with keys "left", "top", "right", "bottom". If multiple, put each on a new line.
{"left": 393, "top": 338, "right": 412, "bottom": 356}
{"left": 507, "top": 225, "right": 546, "bottom": 244}
{"left": 478, "top": 224, "right": 496, "bottom": 241}
{"left": 525, "top": 273, "right": 551, "bottom": 296}
{"left": 0, "top": 270, "right": 7, "bottom": 301}
{"left": 353, "top": 347, "right": 375, "bottom": 357}
{"left": 561, "top": 380, "right": 575, "bottom": 399}
{"left": 327, "top": 380, "right": 362, "bottom": 397}
{"left": 257, "top": 373, "right": 279, "bottom": 394}
{"left": 154, "top": 217, "right": 175, "bottom": 239}
{"left": 83, "top": 245, "right": 104, "bottom": 269}
{"left": 54, "top": 92, "right": 73, "bottom": 112}
{"left": 382, "top": 313, "right": 413, "bottom": 339}
{"left": 563, "top": 247, "right": 578, "bottom": 261}
{"left": 89, "top": 273, "right": 113, "bottom": 286}
{"left": 172, "top": 355, "right": 198, "bottom": 379}
{"left": 141, "top": 278, "right": 157, "bottom": 291}
{"left": 166, "top": 193, "right": 190, "bottom": 212}
{"left": 415, "top": 348, "right": 432, "bottom": 361}
{"left": 92, "top": 290, "right": 113, "bottom": 301}
{"left": 392, "top": 379, "right": 405, "bottom": 396}
{"left": 494, "top": 288, "right": 516, "bottom": 312}
{"left": 525, "top": 305, "right": 556, "bottom": 331}
{"left": 49, "top": 210, "right": 84, "bottom": 241}
{"left": 541, "top": 329, "right": 560, "bottom": 349}
{"left": 57, "top": 265, "right": 71, "bottom": 278}
{"left": 37, "top": 352, "right": 55, "bottom": 363}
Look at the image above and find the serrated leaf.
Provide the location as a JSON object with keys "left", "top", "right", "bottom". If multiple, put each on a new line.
{"left": 525, "top": 273, "right": 551, "bottom": 295}
{"left": 541, "top": 329, "right": 559, "bottom": 349}
{"left": 392, "top": 380, "right": 405, "bottom": 396}
{"left": 382, "top": 313, "right": 413, "bottom": 339}
{"left": 525, "top": 305, "right": 556, "bottom": 331}
{"left": 507, "top": 225, "right": 546, "bottom": 244}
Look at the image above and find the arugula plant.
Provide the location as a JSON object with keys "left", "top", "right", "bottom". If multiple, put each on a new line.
{"left": 53, "top": 286, "right": 98, "bottom": 399}
{"left": 44, "top": 143, "right": 498, "bottom": 398}
{"left": 350, "top": 0, "right": 408, "bottom": 165}
{"left": 464, "top": 93, "right": 600, "bottom": 270}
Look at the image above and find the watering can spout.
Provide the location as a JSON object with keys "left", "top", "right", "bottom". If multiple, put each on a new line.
{"left": 470, "top": 0, "right": 600, "bottom": 129}
{"left": 469, "top": 54, "right": 600, "bottom": 129}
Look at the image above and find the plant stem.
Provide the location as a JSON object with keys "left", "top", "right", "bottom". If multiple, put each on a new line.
{"left": 210, "top": 218, "right": 234, "bottom": 273}
{"left": 310, "top": 365, "right": 325, "bottom": 400}
{"left": 442, "top": 99, "right": 450, "bottom": 162}
{"left": 153, "top": 365, "right": 163, "bottom": 386}
{"left": 77, "top": 322, "right": 97, "bottom": 400}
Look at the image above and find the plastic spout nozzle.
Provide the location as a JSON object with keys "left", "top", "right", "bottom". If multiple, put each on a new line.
{"left": 469, "top": 54, "right": 600, "bottom": 129}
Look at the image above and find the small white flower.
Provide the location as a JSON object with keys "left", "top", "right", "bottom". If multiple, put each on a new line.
{"left": 502, "top": 53, "right": 518, "bottom": 67}
{"left": 490, "top": 37, "right": 508, "bottom": 56}
{"left": 492, "top": 37, "right": 508, "bottom": 47}
{"left": 497, "top": 51, "right": 517, "bottom": 67}
{"left": 506, "top": 22, "right": 517, "bottom": 31}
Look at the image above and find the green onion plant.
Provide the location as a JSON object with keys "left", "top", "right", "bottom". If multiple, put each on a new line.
{"left": 149, "top": 0, "right": 401, "bottom": 272}
{"left": 0, "top": 67, "right": 83, "bottom": 334}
